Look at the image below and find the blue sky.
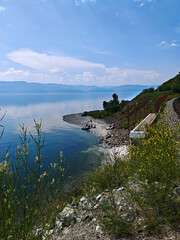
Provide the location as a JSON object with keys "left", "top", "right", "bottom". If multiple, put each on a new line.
{"left": 0, "top": 0, "right": 179, "bottom": 86}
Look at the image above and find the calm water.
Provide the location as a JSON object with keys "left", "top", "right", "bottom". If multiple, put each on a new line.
{"left": 0, "top": 91, "right": 137, "bottom": 187}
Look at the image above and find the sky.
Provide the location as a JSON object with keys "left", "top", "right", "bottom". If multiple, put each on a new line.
{"left": 0, "top": 0, "right": 180, "bottom": 86}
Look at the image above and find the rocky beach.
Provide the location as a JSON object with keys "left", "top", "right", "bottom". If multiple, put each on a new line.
{"left": 63, "top": 113, "right": 129, "bottom": 160}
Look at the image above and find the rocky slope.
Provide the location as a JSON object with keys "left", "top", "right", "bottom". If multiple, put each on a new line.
{"left": 46, "top": 99, "right": 180, "bottom": 240}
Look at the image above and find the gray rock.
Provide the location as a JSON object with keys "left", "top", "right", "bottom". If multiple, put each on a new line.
{"left": 95, "top": 225, "right": 102, "bottom": 233}
{"left": 76, "top": 217, "right": 81, "bottom": 223}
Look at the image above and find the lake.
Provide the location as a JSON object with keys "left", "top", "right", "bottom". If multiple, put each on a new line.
{"left": 0, "top": 91, "right": 137, "bottom": 189}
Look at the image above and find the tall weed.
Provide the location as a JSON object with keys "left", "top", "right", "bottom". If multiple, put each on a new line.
{"left": 0, "top": 120, "right": 65, "bottom": 239}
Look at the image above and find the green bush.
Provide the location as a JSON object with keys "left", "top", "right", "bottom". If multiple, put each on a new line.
{"left": 0, "top": 120, "right": 65, "bottom": 239}
{"left": 130, "top": 117, "right": 180, "bottom": 184}
{"left": 103, "top": 93, "right": 120, "bottom": 114}
{"left": 99, "top": 195, "right": 131, "bottom": 237}
{"left": 84, "top": 156, "right": 128, "bottom": 197}
{"left": 142, "top": 87, "right": 155, "bottom": 93}
{"left": 84, "top": 156, "right": 131, "bottom": 237}
{"left": 158, "top": 85, "right": 171, "bottom": 91}
{"left": 172, "top": 84, "right": 180, "bottom": 93}
{"left": 129, "top": 114, "right": 180, "bottom": 228}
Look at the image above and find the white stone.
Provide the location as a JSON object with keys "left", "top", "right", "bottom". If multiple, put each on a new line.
{"left": 95, "top": 225, "right": 102, "bottom": 232}
{"left": 62, "top": 206, "right": 74, "bottom": 217}
{"left": 76, "top": 217, "right": 81, "bottom": 223}
{"left": 80, "top": 196, "right": 86, "bottom": 202}
{"left": 56, "top": 220, "right": 63, "bottom": 229}
{"left": 96, "top": 194, "right": 102, "bottom": 201}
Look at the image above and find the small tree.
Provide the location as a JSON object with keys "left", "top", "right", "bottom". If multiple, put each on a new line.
{"left": 103, "top": 93, "right": 120, "bottom": 114}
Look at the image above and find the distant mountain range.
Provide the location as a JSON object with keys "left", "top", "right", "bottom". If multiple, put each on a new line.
{"left": 0, "top": 81, "right": 157, "bottom": 94}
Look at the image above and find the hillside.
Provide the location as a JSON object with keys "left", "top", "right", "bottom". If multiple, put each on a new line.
{"left": 158, "top": 73, "right": 180, "bottom": 92}
{"left": 1, "top": 75, "right": 179, "bottom": 239}
{"left": 104, "top": 73, "right": 180, "bottom": 130}
{"left": 0, "top": 81, "right": 156, "bottom": 94}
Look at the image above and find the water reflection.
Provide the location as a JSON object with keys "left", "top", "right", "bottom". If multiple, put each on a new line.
{"left": 0, "top": 91, "right": 137, "bottom": 185}
{"left": 1, "top": 97, "right": 105, "bottom": 134}
{"left": 0, "top": 91, "right": 136, "bottom": 134}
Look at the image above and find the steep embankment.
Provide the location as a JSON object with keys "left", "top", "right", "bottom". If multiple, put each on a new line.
{"left": 44, "top": 82, "right": 180, "bottom": 240}
{"left": 41, "top": 74, "right": 180, "bottom": 239}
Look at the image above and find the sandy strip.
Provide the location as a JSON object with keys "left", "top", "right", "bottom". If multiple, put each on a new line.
{"left": 63, "top": 113, "right": 111, "bottom": 137}
{"left": 63, "top": 113, "right": 129, "bottom": 160}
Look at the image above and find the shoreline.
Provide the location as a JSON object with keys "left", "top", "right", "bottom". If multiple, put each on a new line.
{"left": 63, "top": 113, "right": 111, "bottom": 138}
{"left": 63, "top": 113, "right": 129, "bottom": 159}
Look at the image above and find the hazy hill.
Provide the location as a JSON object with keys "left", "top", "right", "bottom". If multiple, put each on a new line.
{"left": 0, "top": 81, "right": 157, "bottom": 94}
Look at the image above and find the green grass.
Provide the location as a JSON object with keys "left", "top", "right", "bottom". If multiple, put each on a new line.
{"left": 85, "top": 110, "right": 107, "bottom": 119}
{"left": 83, "top": 113, "right": 180, "bottom": 236}
{"left": 158, "top": 73, "right": 180, "bottom": 93}
{"left": 83, "top": 74, "right": 180, "bottom": 132}
{"left": 118, "top": 89, "right": 180, "bottom": 130}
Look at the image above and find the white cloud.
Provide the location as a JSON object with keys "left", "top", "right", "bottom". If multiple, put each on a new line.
{"left": 75, "top": 1, "right": 80, "bottom": 6}
{"left": 139, "top": 3, "right": 144, "bottom": 7}
{"left": 49, "top": 67, "right": 66, "bottom": 74}
{"left": 81, "top": 0, "right": 96, "bottom": 2}
{"left": 159, "top": 40, "right": 179, "bottom": 48}
{"left": 134, "top": 0, "right": 153, "bottom": 7}
{"left": 0, "top": 6, "right": 6, "bottom": 11}
{"left": 80, "top": 43, "right": 110, "bottom": 55}
{"left": 170, "top": 43, "right": 179, "bottom": 47}
{"left": 0, "top": 67, "right": 65, "bottom": 84}
{"left": 75, "top": 0, "right": 96, "bottom": 5}
{"left": 73, "top": 68, "right": 161, "bottom": 86}
{"left": 159, "top": 41, "right": 166, "bottom": 46}
{"left": 0, "top": 66, "right": 162, "bottom": 86}
{"left": 0, "top": 68, "right": 30, "bottom": 81}
{"left": 103, "top": 67, "right": 161, "bottom": 85}
{"left": 4, "top": 49, "right": 162, "bottom": 86}
{"left": 7, "top": 49, "right": 105, "bottom": 72}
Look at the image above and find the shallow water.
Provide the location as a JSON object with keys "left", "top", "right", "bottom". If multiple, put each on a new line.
{"left": 0, "top": 91, "right": 136, "bottom": 185}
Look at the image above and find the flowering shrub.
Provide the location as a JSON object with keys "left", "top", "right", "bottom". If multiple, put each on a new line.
{"left": 130, "top": 116, "right": 180, "bottom": 185}
{"left": 129, "top": 113, "right": 180, "bottom": 228}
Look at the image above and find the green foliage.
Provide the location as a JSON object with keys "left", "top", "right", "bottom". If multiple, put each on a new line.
{"left": 142, "top": 87, "right": 155, "bottom": 93}
{"left": 103, "top": 93, "right": 120, "bottom": 114}
{"left": 130, "top": 115, "right": 180, "bottom": 184}
{"left": 129, "top": 114, "right": 180, "bottom": 228}
{"left": 103, "top": 93, "right": 129, "bottom": 116}
{"left": 172, "top": 84, "right": 180, "bottom": 93}
{"left": 84, "top": 156, "right": 131, "bottom": 237}
{"left": 84, "top": 156, "right": 128, "bottom": 197}
{"left": 83, "top": 113, "right": 180, "bottom": 235}
{"left": 157, "top": 73, "right": 180, "bottom": 93}
{"left": 84, "top": 110, "right": 106, "bottom": 119}
{"left": 158, "top": 85, "right": 171, "bottom": 91}
{"left": 0, "top": 120, "right": 65, "bottom": 239}
{"left": 99, "top": 195, "right": 131, "bottom": 237}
